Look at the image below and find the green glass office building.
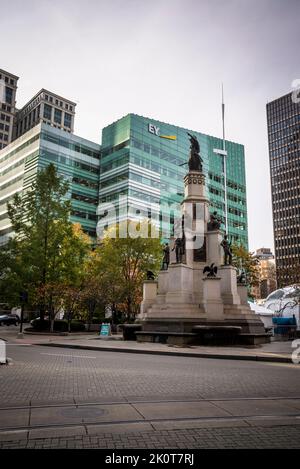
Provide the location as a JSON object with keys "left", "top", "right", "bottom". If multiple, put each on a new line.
{"left": 1, "top": 113, "right": 248, "bottom": 247}
{"left": 98, "top": 114, "right": 248, "bottom": 247}
{"left": 0, "top": 123, "right": 100, "bottom": 244}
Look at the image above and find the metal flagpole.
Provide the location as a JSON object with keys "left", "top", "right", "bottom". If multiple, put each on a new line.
{"left": 222, "top": 84, "right": 228, "bottom": 234}
{"left": 213, "top": 84, "right": 228, "bottom": 234}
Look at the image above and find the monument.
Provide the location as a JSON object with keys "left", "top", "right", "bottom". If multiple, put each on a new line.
{"left": 137, "top": 134, "right": 270, "bottom": 346}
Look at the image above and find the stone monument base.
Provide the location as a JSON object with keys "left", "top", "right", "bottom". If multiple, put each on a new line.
{"left": 135, "top": 315, "right": 271, "bottom": 346}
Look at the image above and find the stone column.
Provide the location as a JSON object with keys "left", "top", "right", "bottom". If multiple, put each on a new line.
{"left": 165, "top": 264, "right": 194, "bottom": 304}
{"left": 139, "top": 280, "right": 158, "bottom": 317}
{"left": 203, "top": 277, "right": 224, "bottom": 319}
{"left": 237, "top": 284, "right": 249, "bottom": 306}
{"left": 219, "top": 265, "right": 241, "bottom": 305}
{"left": 206, "top": 230, "right": 223, "bottom": 266}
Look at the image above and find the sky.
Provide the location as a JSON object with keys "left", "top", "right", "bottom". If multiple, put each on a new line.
{"left": 1, "top": 0, "right": 299, "bottom": 252}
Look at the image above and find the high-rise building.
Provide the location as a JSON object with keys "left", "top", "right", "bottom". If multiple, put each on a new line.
{"left": 267, "top": 92, "right": 300, "bottom": 287}
{"left": 0, "top": 123, "right": 100, "bottom": 244}
{"left": 252, "top": 248, "right": 277, "bottom": 300}
{"left": 98, "top": 114, "right": 248, "bottom": 247}
{"left": 14, "top": 89, "right": 76, "bottom": 139}
{"left": 0, "top": 71, "right": 249, "bottom": 249}
{"left": 0, "top": 69, "right": 19, "bottom": 150}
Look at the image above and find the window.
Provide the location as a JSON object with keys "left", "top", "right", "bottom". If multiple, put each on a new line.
{"left": 5, "top": 87, "right": 13, "bottom": 104}
{"left": 54, "top": 108, "right": 62, "bottom": 124}
{"left": 43, "top": 104, "right": 52, "bottom": 120}
{"left": 64, "top": 112, "right": 72, "bottom": 128}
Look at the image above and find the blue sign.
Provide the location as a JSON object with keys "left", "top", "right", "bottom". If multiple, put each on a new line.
{"left": 100, "top": 323, "right": 111, "bottom": 337}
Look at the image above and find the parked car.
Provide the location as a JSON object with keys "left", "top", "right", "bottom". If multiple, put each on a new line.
{"left": 0, "top": 314, "right": 20, "bottom": 326}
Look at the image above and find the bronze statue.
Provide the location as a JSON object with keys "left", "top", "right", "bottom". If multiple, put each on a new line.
{"left": 207, "top": 211, "right": 221, "bottom": 231}
{"left": 220, "top": 234, "right": 233, "bottom": 265}
{"left": 172, "top": 237, "right": 184, "bottom": 263}
{"left": 237, "top": 270, "right": 247, "bottom": 285}
{"left": 187, "top": 133, "right": 203, "bottom": 172}
{"left": 161, "top": 243, "right": 170, "bottom": 270}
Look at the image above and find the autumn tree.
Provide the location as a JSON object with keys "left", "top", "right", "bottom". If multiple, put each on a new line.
{"left": 92, "top": 220, "right": 162, "bottom": 322}
{"left": 0, "top": 165, "right": 91, "bottom": 329}
{"left": 231, "top": 243, "right": 260, "bottom": 292}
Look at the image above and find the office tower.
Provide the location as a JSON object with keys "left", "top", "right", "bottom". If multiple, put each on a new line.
{"left": 98, "top": 114, "right": 248, "bottom": 247}
{"left": 0, "top": 69, "right": 19, "bottom": 150}
{"left": 267, "top": 92, "right": 300, "bottom": 287}
{"left": 0, "top": 123, "right": 100, "bottom": 244}
{"left": 15, "top": 89, "right": 76, "bottom": 139}
{"left": 252, "top": 248, "right": 277, "bottom": 300}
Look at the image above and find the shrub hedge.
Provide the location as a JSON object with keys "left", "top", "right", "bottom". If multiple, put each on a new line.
{"left": 31, "top": 318, "right": 85, "bottom": 332}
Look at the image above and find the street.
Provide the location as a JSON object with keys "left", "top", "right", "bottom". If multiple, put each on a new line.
{"left": 0, "top": 334, "right": 300, "bottom": 448}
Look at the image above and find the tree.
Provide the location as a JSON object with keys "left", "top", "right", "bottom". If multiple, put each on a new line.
{"left": 0, "top": 164, "right": 91, "bottom": 329}
{"left": 6, "top": 163, "right": 71, "bottom": 322}
{"left": 92, "top": 220, "right": 162, "bottom": 322}
{"left": 231, "top": 243, "right": 260, "bottom": 292}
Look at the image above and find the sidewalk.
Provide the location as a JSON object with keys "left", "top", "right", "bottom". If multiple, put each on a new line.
{"left": 3, "top": 329, "right": 296, "bottom": 363}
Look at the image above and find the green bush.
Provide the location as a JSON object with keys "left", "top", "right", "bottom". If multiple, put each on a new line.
{"left": 69, "top": 321, "right": 85, "bottom": 332}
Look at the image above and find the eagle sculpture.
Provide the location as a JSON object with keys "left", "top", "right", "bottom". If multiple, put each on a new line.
{"left": 203, "top": 263, "right": 218, "bottom": 278}
{"left": 146, "top": 270, "right": 155, "bottom": 280}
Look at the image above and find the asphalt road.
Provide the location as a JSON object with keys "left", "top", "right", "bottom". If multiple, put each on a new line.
{"left": 1, "top": 340, "right": 300, "bottom": 448}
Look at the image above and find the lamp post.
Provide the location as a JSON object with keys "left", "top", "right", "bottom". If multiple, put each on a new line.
{"left": 18, "top": 291, "right": 28, "bottom": 338}
{"left": 213, "top": 84, "right": 228, "bottom": 233}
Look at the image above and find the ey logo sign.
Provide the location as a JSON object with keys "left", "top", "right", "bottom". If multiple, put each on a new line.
{"left": 148, "top": 123, "right": 176, "bottom": 141}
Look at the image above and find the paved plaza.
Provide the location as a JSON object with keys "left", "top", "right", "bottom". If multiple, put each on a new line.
{"left": 0, "top": 329, "right": 300, "bottom": 448}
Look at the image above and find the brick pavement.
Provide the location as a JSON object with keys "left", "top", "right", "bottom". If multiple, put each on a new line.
{"left": 1, "top": 344, "right": 300, "bottom": 406}
{"left": 1, "top": 425, "right": 300, "bottom": 448}
{"left": 1, "top": 340, "right": 299, "bottom": 449}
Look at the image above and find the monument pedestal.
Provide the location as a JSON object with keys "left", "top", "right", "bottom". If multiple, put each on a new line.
{"left": 207, "top": 230, "right": 223, "bottom": 266}
{"left": 237, "top": 284, "right": 248, "bottom": 305}
{"left": 203, "top": 277, "right": 224, "bottom": 319}
{"left": 165, "top": 264, "right": 194, "bottom": 304}
{"left": 140, "top": 281, "right": 157, "bottom": 318}
{"left": 219, "top": 265, "right": 240, "bottom": 305}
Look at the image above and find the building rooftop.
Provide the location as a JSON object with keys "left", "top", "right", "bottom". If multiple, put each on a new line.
{"left": 0, "top": 69, "right": 19, "bottom": 80}
{"left": 18, "top": 88, "right": 77, "bottom": 111}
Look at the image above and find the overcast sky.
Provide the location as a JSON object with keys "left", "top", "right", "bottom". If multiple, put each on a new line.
{"left": 1, "top": 0, "right": 299, "bottom": 251}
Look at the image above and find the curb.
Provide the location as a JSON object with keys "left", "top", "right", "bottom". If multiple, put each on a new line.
{"left": 34, "top": 342, "right": 293, "bottom": 364}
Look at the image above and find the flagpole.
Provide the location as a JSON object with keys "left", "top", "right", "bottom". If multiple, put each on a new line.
{"left": 222, "top": 84, "right": 228, "bottom": 234}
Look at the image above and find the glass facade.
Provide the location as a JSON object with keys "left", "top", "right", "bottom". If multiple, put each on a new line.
{"left": 0, "top": 123, "right": 100, "bottom": 244}
{"left": 1, "top": 113, "right": 248, "bottom": 247}
{"left": 98, "top": 114, "right": 248, "bottom": 247}
{"left": 267, "top": 92, "right": 300, "bottom": 287}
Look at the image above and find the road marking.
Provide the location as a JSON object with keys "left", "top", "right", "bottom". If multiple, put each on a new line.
{"left": 40, "top": 353, "right": 97, "bottom": 359}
